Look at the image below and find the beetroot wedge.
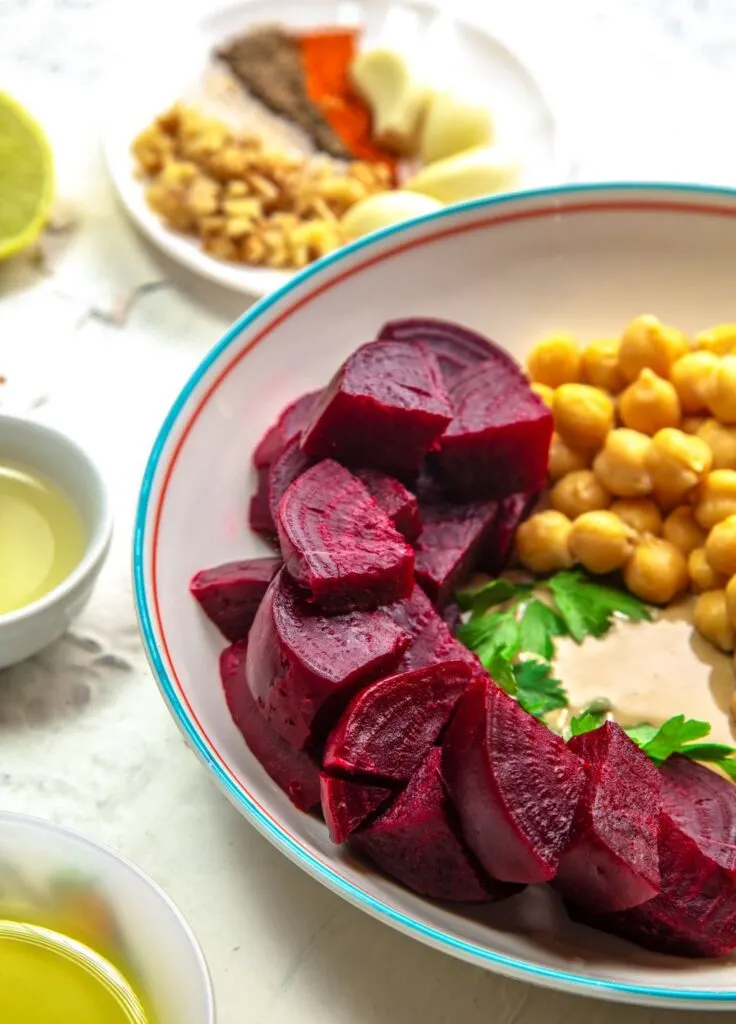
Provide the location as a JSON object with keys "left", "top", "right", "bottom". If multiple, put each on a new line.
{"left": 437, "top": 360, "right": 553, "bottom": 501}
{"left": 377, "top": 317, "right": 513, "bottom": 383}
{"left": 354, "top": 468, "right": 420, "bottom": 542}
{"left": 249, "top": 468, "right": 276, "bottom": 538}
{"left": 247, "top": 569, "right": 409, "bottom": 750}
{"left": 323, "top": 661, "right": 472, "bottom": 782}
{"left": 190, "top": 556, "right": 281, "bottom": 642}
{"left": 481, "top": 490, "right": 538, "bottom": 575}
{"left": 443, "top": 677, "right": 585, "bottom": 884}
{"left": 554, "top": 723, "right": 662, "bottom": 913}
{"left": 320, "top": 774, "right": 392, "bottom": 844}
{"left": 221, "top": 640, "right": 320, "bottom": 811}
{"left": 352, "top": 748, "right": 517, "bottom": 903}
{"left": 301, "top": 341, "right": 452, "bottom": 475}
{"left": 253, "top": 390, "right": 321, "bottom": 469}
{"left": 660, "top": 755, "right": 736, "bottom": 869}
{"left": 387, "top": 585, "right": 481, "bottom": 675}
{"left": 277, "top": 460, "right": 415, "bottom": 611}
{"left": 268, "top": 435, "right": 312, "bottom": 525}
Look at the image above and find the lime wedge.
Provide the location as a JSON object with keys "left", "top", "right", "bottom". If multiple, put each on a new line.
{"left": 0, "top": 92, "right": 54, "bottom": 260}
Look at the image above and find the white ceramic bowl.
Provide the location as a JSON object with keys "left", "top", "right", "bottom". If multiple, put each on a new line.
{"left": 0, "top": 414, "right": 113, "bottom": 668}
{"left": 0, "top": 811, "right": 214, "bottom": 1022}
{"left": 134, "top": 183, "right": 736, "bottom": 1010}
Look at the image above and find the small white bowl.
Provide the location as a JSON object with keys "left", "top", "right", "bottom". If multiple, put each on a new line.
{"left": 0, "top": 811, "right": 215, "bottom": 1023}
{"left": 0, "top": 414, "right": 113, "bottom": 668}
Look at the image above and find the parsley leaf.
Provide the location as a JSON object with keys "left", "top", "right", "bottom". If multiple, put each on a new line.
{"left": 624, "top": 715, "right": 711, "bottom": 763}
{"left": 457, "top": 608, "right": 521, "bottom": 668}
{"left": 519, "top": 598, "right": 568, "bottom": 659}
{"left": 513, "top": 658, "right": 568, "bottom": 719}
{"left": 569, "top": 708, "right": 608, "bottom": 736}
{"left": 678, "top": 742, "right": 736, "bottom": 761}
{"left": 486, "top": 651, "right": 517, "bottom": 696}
{"left": 547, "top": 570, "right": 651, "bottom": 643}
{"left": 457, "top": 578, "right": 528, "bottom": 615}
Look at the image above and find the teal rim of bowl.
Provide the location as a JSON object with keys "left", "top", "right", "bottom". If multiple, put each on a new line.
{"left": 133, "top": 181, "right": 736, "bottom": 1004}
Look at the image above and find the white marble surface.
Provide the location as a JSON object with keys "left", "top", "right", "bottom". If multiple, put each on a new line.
{"left": 2, "top": 1, "right": 736, "bottom": 1020}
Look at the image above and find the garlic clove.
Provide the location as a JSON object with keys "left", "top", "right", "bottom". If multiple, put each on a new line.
{"left": 341, "top": 191, "right": 443, "bottom": 239}
{"left": 420, "top": 90, "right": 494, "bottom": 164}
{"left": 350, "top": 48, "right": 428, "bottom": 156}
{"left": 403, "top": 145, "right": 521, "bottom": 204}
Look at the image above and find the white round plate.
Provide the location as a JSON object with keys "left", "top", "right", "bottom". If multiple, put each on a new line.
{"left": 104, "top": 0, "right": 565, "bottom": 297}
{"left": 134, "top": 183, "right": 736, "bottom": 1009}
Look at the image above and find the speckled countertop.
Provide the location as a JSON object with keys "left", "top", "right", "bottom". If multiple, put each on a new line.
{"left": 1, "top": 2, "right": 735, "bottom": 1021}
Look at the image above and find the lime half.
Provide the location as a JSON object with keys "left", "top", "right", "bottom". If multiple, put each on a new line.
{"left": 0, "top": 92, "right": 54, "bottom": 260}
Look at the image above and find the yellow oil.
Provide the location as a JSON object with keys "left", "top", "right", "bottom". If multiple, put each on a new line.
{"left": 0, "top": 919, "right": 150, "bottom": 1023}
{"left": 0, "top": 461, "right": 86, "bottom": 615}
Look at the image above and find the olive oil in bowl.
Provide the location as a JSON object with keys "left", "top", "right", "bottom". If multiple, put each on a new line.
{"left": 0, "top": 461, "right": 86, "bottom": 616}
{"left": 0, "top": 919, "right": 150, "bottom": 1023}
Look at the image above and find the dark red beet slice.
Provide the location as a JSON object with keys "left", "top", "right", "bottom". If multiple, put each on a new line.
{"left": 253, "top": 391, "right": 321, "bottom": 469}
{"left": 190, "top": 556, "right": 281, "bottom": 642}
{"left": 268, "top": 435, "right": 312, "bottom": 525}
{"left": 378, "top": 317, "right": 513, "bottom": 383}
{"left": 354, "top": 468, "right": 420, "bottom": 542}
{"left": 352, "top": 748, "right": 518, "bottom": 903}
{"left": 413, "top": 495, "right": 501, "bottom": 608}
{"left": 247, "top": 569, "right": 409, "bottom": 750}
{"left": 443, "top": 677, "right": 585, "bottom": 884}
{"left": 437, "top": 360, "right": 553, "bottom": 501}
{"left": 320, "top": 773, "right": 392, "bottom": 844}
{"left": 220, "top": 640, "right": 320, "bottom": 811}
{"left": 387, "top": 585, "right": 481, "bottom": 675}
{"left": 301, "top": 341, "right": 452, "bottom": 475}
{"left": 323, "top": 660, "right": 472, "bottom": 782}
{"left": 570, "top": 813, "right": 736, "bottom": 957}
{"left": 249, "top": 468, "right": 276, "bottom": 537}
{"left": 277, "top": 460, "right": 415, "bottom": 611}
{"left": 554, "top": 723, "right": 661, "bottom": 912}
{"left": 481, "top": 490, "right": 538, "bottom": 575}
{"left": 660, "top": 755, "right": 736, "bottom": 869}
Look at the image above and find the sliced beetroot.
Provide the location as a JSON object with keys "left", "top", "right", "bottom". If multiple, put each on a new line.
{"left": 323, "top": 660, "right": 472, "bottom": 782}
{"left": 437, "top": 360, "right": 553, "bottom": 501}
{"left": 570, "top": 813, "right": 736, "bottom": 957}
{"left": 249, "top": 468, "right": 276, "bottom": 538}
{"left": 387, "top": 585, "right": 481, "bottom": 675}
{"left": 660, "top": 755, "right": 736, "bottom": 870}
{"left": 320, "top": 773, "right": 392, "bottom": 844}
{"left": 351, "top": 747, "right": 517, "bottom": 903}
{"left": 443, "top": 677, "right": 585, "bottom": 884}
{"left": 190, "top": 556, "right": 281, "bottom": 642}
{"left": 301, "top": 341, "right": 452, "bottom": 475}
{"left": 413, "top": 495, "right": 501, "bottom": 608}
{"left": 247, "top": 569, "right": 409, "bottom": 750}
{"left": 277, "top": 460, "right": 415, "bottom": 611}
{"left": 220, "top": 639, "right": 320, "bottom": 811}
{"left": 377, "top": 317, "right": 513, "bottom": 383}
{"left": 554, "top": 723, "right": 662, "bottom": 913}
{"left": 354, "top": 468, "right": 420, "bottom": 542}
{"left": 268, "top": 435, "right": 312, "bottom": 525}
{"left": 253, "top": 390, "right": 321, "bottom": 469}
{"left": 481, "top": 490, "right": 538, "bottom": 575}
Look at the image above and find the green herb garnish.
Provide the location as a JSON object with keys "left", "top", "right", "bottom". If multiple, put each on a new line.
{"left": 547, "top": 570, "right": 651, "bottom": 643}
{"left": 513, "top": 658, "right": 568, "bottom": 718}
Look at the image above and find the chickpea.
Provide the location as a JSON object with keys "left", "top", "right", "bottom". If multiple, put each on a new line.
{"left": 662, "top": 506, "right": 707, "bottom": 556}
{"left": 553, "top": 384, "right": 614, "bottom": 451}
{"left": 547, "top": 432, "right": 591, "bottom": 481}
{"left": 623, "top": 536, "right": 688, "bottom": 605}
{"left": 610, "top": 498, "right": 663, "bottom": 536}
{"left": 697, "top": 419, "right": 736, "bottom": 470}
{"left": 527, "top": 333, "right": 581, "bottom": 388}
{"left": 705, "top": 355, "right": 736, "bottom": 424}
{"left": 581, "top": 337, "right": 626, "bottom": 393}
{"left": 696, "top": 323, "right": 736, "bottom": 357}
{"left": 618, "top": 314, "right": 689, "bottom": 382}
{"left": 688, "top": 547, "right": 728, "bottom": 593}
{"left": 694, "top": 470, "right": 736, "bottom": 529}
{"left": 705, "top": 515, "right": 736, "bottom": 577}
{"left": 682, "top": 415, "right": 708, "bottom": 435}
{"left": 516, "top": 510, "right": 574, "bottom": 574}
{"left": 619, "top": 369, "right": 681, "bottom": 435}
{"left": 549, "top": 469, "right": 611, "bottom": 519}
{"left": 644, "top": 428, "right": 713, "bottom": 508}
{"left": 670, "top": 350, "right": 720, "bottom": 413}
{"left": 593, "top": 429, "right": 653, "bottom": 497}
{"left": 568, "top": 510, "right": 636, "bottom": 575}
{"left": 725, "top": 575, "right": 736, "bottom": 631}
{"left": 693, "top": 590, "right": 735, "bottom": 653}
{"left": 530, "top": 381, "right": 554, "bottom": 408}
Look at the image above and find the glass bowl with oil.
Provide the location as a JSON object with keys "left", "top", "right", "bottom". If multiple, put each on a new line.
{"left": 0, "top": 413, "right": 113, "bottom": 667}
{"left": 0, "top": 812, "right": 214, "bottom": 1023}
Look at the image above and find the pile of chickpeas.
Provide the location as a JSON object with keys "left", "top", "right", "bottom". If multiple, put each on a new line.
{"left": 518, "top": 315, "right": 736, "bottom": 659}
